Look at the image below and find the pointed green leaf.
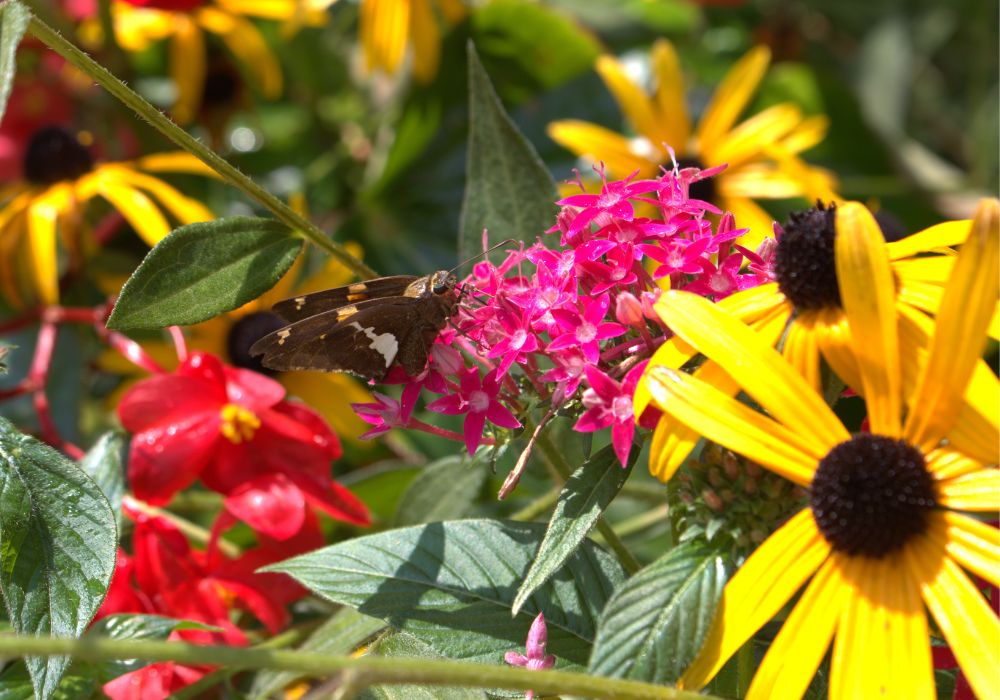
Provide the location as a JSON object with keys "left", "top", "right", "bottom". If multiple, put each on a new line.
{"left": 250, "top": 608, "right": 386, "bottom": 699}
{"left": 0, "top": 0, "right": 30, "bottom": 124}
{"left": 0, "top": 662, "right": 95, "bottom": 700}
{"left": 392, "top": 450, "right": 491, "bottom": 526}
{"left": 357, "top": 633, "right": 489, "bottom": 700}
{"left": 78, "top": 431, "right": 126, "bottom": 530}
{"left": 458, "top": 44, "right": 558, "bottom": 267}
{"left": 512, "top": 445, "right": 631, "bottom": 616}
{"left": 107, "top": 217, "right": 302, "bottom": 330}
{"left": 0, "top": 417, "right": 117, "bottom": 700}
{"left": 264, "top": 519, "right": 625, "bottom": 669}
{"left": 589, "top": 541, "right": 728, "bottom": 683}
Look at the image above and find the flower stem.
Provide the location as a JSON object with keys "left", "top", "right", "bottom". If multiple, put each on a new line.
{"left": 0, "top": 634, "right": 713, "bottom": 700}
{"left": 23, "top": 7, "right": 375, "bottom": 280}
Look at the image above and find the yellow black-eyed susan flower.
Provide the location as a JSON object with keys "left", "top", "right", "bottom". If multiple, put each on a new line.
{"left": 635, "top": 201, "right": 1000, "bottom": 480}
{"left": 359, "top": 0, "right": 466, "bottom": 83}
{"left": 0, "top": 125, "right": 212, "bottom": 307}
{"left": 643, "top": 198, "right": 999, "bottom": 698}
{"left": 548, "top": 39, "right": 838, "bottom": 247}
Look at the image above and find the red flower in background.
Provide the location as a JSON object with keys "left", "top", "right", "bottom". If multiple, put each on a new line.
{"left": 97, "top": 501, "right": 322, "bottom": 700}
{"left": 118, "top": 352, "right": 370, "bottom": 538}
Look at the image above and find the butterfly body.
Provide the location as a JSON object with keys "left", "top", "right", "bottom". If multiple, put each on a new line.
{"left": 249, "top": 271, "right": 459, "bottom": 380}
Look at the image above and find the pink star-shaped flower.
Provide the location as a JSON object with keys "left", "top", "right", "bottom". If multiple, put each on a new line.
{"left": 426, "top": 368, "right": 521, "bottom": 454}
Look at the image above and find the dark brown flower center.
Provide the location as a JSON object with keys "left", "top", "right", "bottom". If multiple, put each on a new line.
{"left": 24, "top": 126, "right": 94, "bottom": 185}
{"left": 810, "top": 434, "right": 936, "bottom": 558}
{"left": 773, "top": 203, "right": 840, "bottom": 311}
{"left": 227, "top": 312, "right": 286, "bottom": 375}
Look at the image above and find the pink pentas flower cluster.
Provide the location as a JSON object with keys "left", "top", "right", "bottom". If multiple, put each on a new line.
{"left": 353, "top": 164, "right": 772, "bottom": 468}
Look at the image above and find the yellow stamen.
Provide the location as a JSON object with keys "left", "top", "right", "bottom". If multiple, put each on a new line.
{"left": 219, "top": 403, "right": 260, "bottom": 444}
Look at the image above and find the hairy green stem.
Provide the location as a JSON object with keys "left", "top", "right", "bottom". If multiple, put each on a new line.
{"left": 0, "top": 635, "right": 713, "bottom": 700}
{"left": 534, "top": 433, "right": 642, "bottom": 575}
{"left": 22, "top": 7, "right": 375, "bottom": 279}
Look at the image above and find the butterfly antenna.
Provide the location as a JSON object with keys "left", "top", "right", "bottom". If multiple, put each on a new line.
{"left": 448, "top": 238, "right": 517, "bottom": 275}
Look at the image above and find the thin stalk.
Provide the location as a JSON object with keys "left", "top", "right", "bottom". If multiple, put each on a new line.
{"left": 534, "top": 432, "right": 642, "bottom": 575}
{"left": 23, "top": 9, "right": 375, "bottom": 279}
{"left": 509, "top": 486, "right": 561, "bottom": 522}
{"left": 593, "top": 504, "right": 668, "bottom": 541}
{"left": 0, "top": 634, "right": 714, "bottom": 700}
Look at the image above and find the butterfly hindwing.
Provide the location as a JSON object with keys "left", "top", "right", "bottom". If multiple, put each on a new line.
{"left": 270, "top": 275, "right": 420, "bottom": 322}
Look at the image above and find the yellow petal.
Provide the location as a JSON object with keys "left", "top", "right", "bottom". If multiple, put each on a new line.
{"left": 436, "top": 0, "right": 466, "bottom": 24}
{"left": 891, "top": 255, "right": 954, "bottom": 284}
{"left": 546, "top": 120, "right": 659, "bottom": 179}
{"left": 904, "top": 198, "right": 1000, "bottom": 449}
{"left": 680, "top": 509, "right": 830, "bottom": 689}
{"left": 714, "top": 194, "right": 777, "bottom": 252}
{"left": 280, "top": 371, "right": 374, "bottom": 443}
{"left": 936, "top": 511, "right": 1000, "bottom": 588}
{"left": 645, "top": 367, "right": 817, "bottom": 485}
{"left": 886, "top": 219, "right": 971, "bottom": 260}
{"left": 197, "top": 7, "right": 283, "bottom": 98}
{"left": 708, "top": 103, "right": 803, "bottom": 168}
{"left": 633, "top": 333, "right": 696, "bottom": 419}
{"left": 835, "top": 202, "right": 901, "bottom": 436}
{"left": 408, "top": 0, "right": 440, "bottom": 83}
{"left": 656, "top": 290, "right": 849, "bottom": 453}
{"left": 104, "top": 166, "right": 212, "bottom": 224}
{"left": 95, "top": 176, "right": 171, "bottom": 246}
{"left": 168, "top": 16, "right": 206, "bottom": 125}
{"left": 762, "top": 146, "right": 841, "bottom": 203}
{"left": 112, "top": 6, "right": 175, "bottom": 51}
{"left": 936, "top": 469, "right": 1000, "bottom": 511}
{"left": 830, "top": 554, "right": 934, "bottom": 700}
{"left": 717, "top": 282, "right": 786, "bottom": 321}
{"left": 782, "top": 314, "right": 822, "bottom": 392}
{"left": 595, "top": 54, "right": 665, "bottom": 149}
{"left": 695, "top": 45, "right": 770, "bottom": 151}
{"left": 716, "top": 162, "right": 808, "bottom": 199}
{"left": 779, "top": 113, "right": 830, "bottom": 154}
{"left": 26, "top": 190, "right": 68, "bottom": 305}
{"left": 650, "top": 38, "right": 691, "bottom": 154}
{"left": 926, "top": 447, "right": 989, "bottom": 480}
{"left": 905, "top": 535, "right": 1000, "bottom": 700}
{"left": 134, "top": 151, "right": 220, "bottom": 177}
{"left": 361, "top": 0, "right": 409, "bottom": 75}
{"left": 747, "top": 557, "right": 846, "bottom": 700}
{"left": 215, "top": 0, "right": 329, "bottom": 24}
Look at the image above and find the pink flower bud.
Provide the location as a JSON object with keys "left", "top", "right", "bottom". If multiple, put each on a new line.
{"left": 614, "top": 291, "right": 644, "bottom": 327}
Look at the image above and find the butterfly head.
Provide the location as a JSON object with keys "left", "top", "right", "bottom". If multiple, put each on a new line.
{"left": 431, "top": 271, "right": 458, "bottom": 296}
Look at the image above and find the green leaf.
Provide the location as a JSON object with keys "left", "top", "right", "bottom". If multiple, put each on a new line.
{"left": 458, "top": 44, "right": 558, "bottom": 268}
{"left": 78, "top": 431, "right": 126, "bottom": 530}
{"left": 512, "top": 445, "right": 631, "bottom": 616}
{"left": 358, "top": 632, "right": 489, "bottom": 700}
{"left": 0, "top": 417, "right": 117, "bottom": 700}
{"left": 588, "top": 541, "right": 728, "bottom": 683}
{"left": 264, "top": 519, "right": 625, "bottom": 669}
{"left": 392, "top": 450, "right": 491, "bottom": 526}
{"left": 0, "top": 0, "right": 30, "bottom": 124}
{"left": 87, "top": 614, "right": 222, "bottom": 682}
{"left": 106, "top": 217, "right": 302, "bottom": 330}
{"left": 250, "top": 608, "right": 386, "bottom": 699}
{"left": 0, "top": 663, "right": 95, "bottom": 700}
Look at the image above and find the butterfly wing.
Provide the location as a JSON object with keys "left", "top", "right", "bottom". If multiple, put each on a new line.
{"left": 270, "top": 275, "right": 419, "bottom": 322}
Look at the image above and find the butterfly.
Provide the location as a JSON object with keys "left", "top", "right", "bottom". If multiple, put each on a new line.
{"left": 249, "top": 271, "right": 460, "bottom": 381}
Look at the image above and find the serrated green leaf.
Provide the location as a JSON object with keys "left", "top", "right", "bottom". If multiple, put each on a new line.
{"left": 392, "top": 450, "right": 491, "bottom": 527}
{"left": 0, "top": 417, "right": 117, "bottom": 700}
{"left": 0, "top": 0, "right": 30, "bottom": 124}
{"left": 106, "top": 217, "right": 302, "bottom": 330}
{"left": 264, "top": 519, "right": 625, "bottom": 669}
{"left": 588, "top": 541, "right": 728, "bottom": 683}
{"left": 356, "top": 632, "right": 489, "bottom": 700}
{"left": 512, "top": 445, "right": 631, "bottom": 616}
{"left": 0, "top": 662, "right": 95, "bottom": 700}
{"left": 78, "top": 431, "right": 126, "bottom": 531}
{"left": 458, "top": 44, "right": 557, "bottom": 268}
{"left": 250, "top": 608, "right": 385, "bottom": 699}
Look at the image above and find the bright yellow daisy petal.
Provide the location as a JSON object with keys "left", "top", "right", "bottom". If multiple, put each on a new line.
{"left": 645, "top": 367, "right": 817, "bottom": 485}
{"left": 904, "top": 198, "right": 999, "bottom": 449}
{"left": 835, "top": 202, "right": 901, "bottom": 436}
{"left": 650, "top": 38, "right": 691, "bottom": 154}
{"left": 886, "top": 219, "right": 971, "bottom": 260}
{"left": 102, "top": 167, "right": 212, "bottom": 225}
{"left": 782, "top": 313, "right": 823, "bottom": 392}
{"left": 546, "top": 120, "right": 658, "bottom": 178}
{"left": 216, "top": 0, "right": 328, "bottom": 24}
{"left": 680, "top": 509, "right": 830, "bottom": 689}
{"left": 891, "top": 255, "right": 954, "bottom": 284}
{"left": 167, "top": 15, "right": 206, "bottom": 125}
{"left": 595, "top": 55, "right": 666, "bottom": 151}
{"left": 26, "top": 187, "right": 71, "bottom": 305}
{"left": 905, "top": 535, "right": 1000, "bottom": 700}
{"left": 716, "top": 163, "right": 809, "bottom": 199}
{"left": 656, "top": 290, "right": 849, "bottom": 452}
{"left": 936, "top": 469, "right": 1000, "bottom": 511}
{"left": 926, "top": 447, "right": 989, "bottom": 480}
{"left": 708, "top": 103, "right": 804, "bottom": 168}
{"left": 197, "top": 7, "right": 283, "bottom": 98}
{"left": 746, "top": 557, "right": 846, "bottom": 700}
{"left": 778, "top": 114, "right": 830, "bottom": 154}
{"left": 112, "top": 6, "right": 175, "bottom": 51}
{"left": 133, "top": 152, "right": 220, "bottom": 177}
{"left": 695, "top": 45, "right": 770, "bottom": 152}
{"left": 93, "top": 176, "right": 171, "bottom": 246}
{"left": 936, "top": 511, "right": 1000, "bottom": 588}
{"left": 361, "top": 0, "right": 410, "bottom": 75}
{"left": 409, "top": 0, "right": 441, "bottom": 83}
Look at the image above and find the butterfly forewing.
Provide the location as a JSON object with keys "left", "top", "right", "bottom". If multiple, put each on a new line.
{"left": 270, "top": 275, "right": 420, "bottom": 322}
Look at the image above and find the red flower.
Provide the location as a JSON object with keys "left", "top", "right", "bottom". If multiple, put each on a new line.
{"left": 118, "top": 352, "right": 370, "bottom": 538}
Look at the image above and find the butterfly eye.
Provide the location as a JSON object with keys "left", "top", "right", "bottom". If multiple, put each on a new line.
{"left": 433, "top": 281, "right": 448, "bottom": 294}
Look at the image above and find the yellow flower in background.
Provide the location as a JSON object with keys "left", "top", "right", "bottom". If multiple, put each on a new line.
{"left": 359, "top": 0, "right": 467, "bottom": 83}
{"left": 548, "top": 39, "right": 838, "bottom": 248}
{"left": 635, "top": 201, "right": 1000, "bottom": 481}
{"left": 106, "top": 0, "right": 331, "bottom": 124}
{"left": 643, "top": 198, "right": 999, "bottom": 698}
{"left": 0, "top": 126, "right": 212, "bottom": 307}
{"left": 100, "top": 244, "right": 374, "bottom": 443}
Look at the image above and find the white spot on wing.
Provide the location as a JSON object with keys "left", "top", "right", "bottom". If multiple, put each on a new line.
{"left": 294, "top": 296, "right": 306, "bottom": 310}
{"left": 277, "top": 329, "right": 291, "bottom": 345}
{"left": 349, "top": 322, "right": 398, "bottom": 368}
